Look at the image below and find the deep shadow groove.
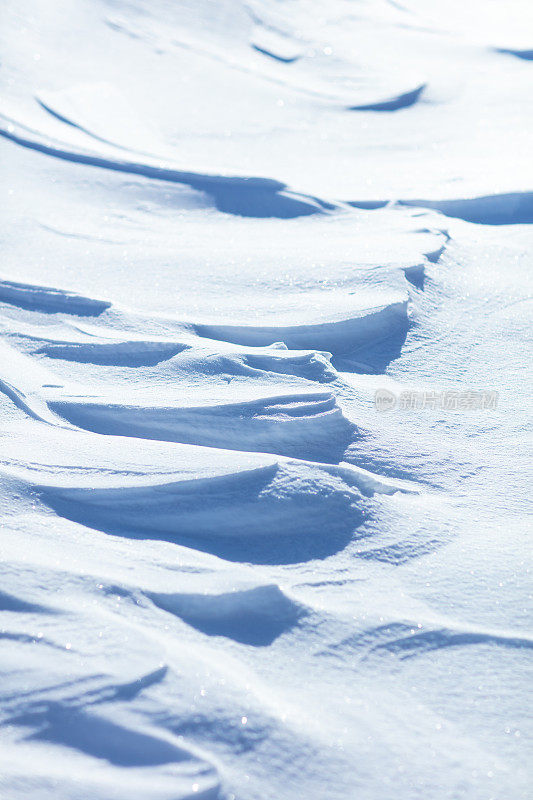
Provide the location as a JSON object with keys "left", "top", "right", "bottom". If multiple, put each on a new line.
{"left": 350, "top": 193, "right": 533, "bottom": 225}
{"left": 331, "top": 319, "right": 410, "bottom": 374}
{"left": 403, "top": 264, "right": 425, "bottom": 290}
{"left": 399, "top": 193, "right": 533, "bottom": 224}
{"left": 0, "top": 590, "right": 50, "bottom": 614}
{"left": 16, "top": 708, "right": 199, "bottom": 768}
{"left": 495, "top": 48, "right": 533, "bottom": 61}
{"left": 348, "top": 84, "right": 426, "bottom": 112}
{"left": 148, "top": 585, "right": 305, "bottom": 646}
{"left": 346, "top": 200, "right": 388, "bottom": 210}
{"left": 37, "top": 341, "right": 189, "bottom": 367}
{"left": 252, "top": 44, "right": 299, "bottom": 63}
{"left": 42, "top": 494, "right": 360, "bottom": 566}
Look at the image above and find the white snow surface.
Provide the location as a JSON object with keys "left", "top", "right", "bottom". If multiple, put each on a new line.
{"left": 0, "top": 1, "right": 532, "bottom": 798}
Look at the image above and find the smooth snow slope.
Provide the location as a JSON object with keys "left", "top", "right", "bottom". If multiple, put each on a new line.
{"left": 0, "top": 2, "right": 532, "bottom": 799}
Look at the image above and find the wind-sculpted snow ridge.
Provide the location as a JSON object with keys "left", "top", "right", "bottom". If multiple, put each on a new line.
{"left": 38, "top": 339, "right": 192, "bottom": 367}
{"left": 0, "top": 409, "right": 413, "bottom": 564}
{"left": 362, "top": 623, "right": 533, "bottom": 660}
{"left": 0, "top": 273, "right": 415, "bottom": 373}
{"left": 0, "top": 114, "right": 333, "bottom": 219}
{"left": 100, "top": 0, "right": 430, "bottom": 109}
{"left": 47, "top": 391, "right": 355, "bottom": 462}
{"left": 0, "top": 277, "right": 111, "bottom": 316}
{"left": 1, "top": 1, "right": 532, "bottom": 798}
{"left": 0, "top": 319, "right": 416, "bottom": 573}
{"left": 0, "top": 330, "right": 355, "bottom": 464}
{"left": 315, "top": 616, "right": 533, "bottom": 668}
{"left": 33, "top": 335, "right": 338, "bottom": 382}
{"left": 0, "top": 653, "right": 224, "bottom": 800}
{"left": 193, "top": 299, "right": 409, "bottom": 354}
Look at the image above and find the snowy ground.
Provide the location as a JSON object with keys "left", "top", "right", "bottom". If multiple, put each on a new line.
{"left": 0, "top": 2, "right": 532, "bottom": 799}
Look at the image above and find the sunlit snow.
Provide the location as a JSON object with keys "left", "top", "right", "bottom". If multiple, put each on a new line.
{"left": 0, "top": 2, "right": 532, "bottom": 799}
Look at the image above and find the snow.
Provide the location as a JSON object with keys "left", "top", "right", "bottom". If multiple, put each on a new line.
{"left": 0, "top": 1, "right": 532, "bottom": 799}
